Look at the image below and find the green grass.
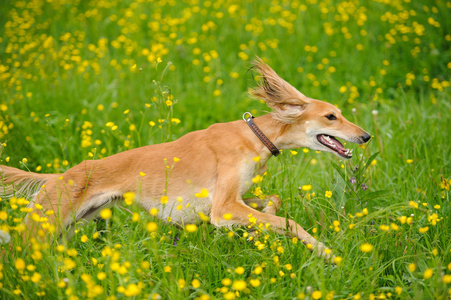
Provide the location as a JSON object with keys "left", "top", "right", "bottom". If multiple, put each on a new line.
{"left": 0, "top": 0, "right": 450, "bottom": 299}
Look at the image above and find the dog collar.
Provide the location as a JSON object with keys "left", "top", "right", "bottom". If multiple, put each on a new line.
{"left": 242, "top": 112, "right": 280, "bottom": 157}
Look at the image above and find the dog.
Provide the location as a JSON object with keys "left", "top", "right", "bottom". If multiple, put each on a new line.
{"left": 0, "top": 58, "right": 370, "bottom": 260}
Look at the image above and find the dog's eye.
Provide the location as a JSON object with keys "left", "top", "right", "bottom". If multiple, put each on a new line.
{"left": 325, "top": 114, "right": 336, "bottom": 120}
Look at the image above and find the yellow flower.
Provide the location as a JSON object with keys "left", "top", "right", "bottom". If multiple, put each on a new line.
{"left": 252, "top": 156, "right": 261, "bottom": 162}
{"left": 97, "top": 272, "right": 106, "bottom": 280}
{"left": 359, "top": 243, "right": 373, "bottom": 253}
{"left": 390, "top": 223, "right": 399, "bottom": 230}
{"left": 132, "top": 213, "right": 140, "bottom": 222}
{"left": 223, "top": 213, "right": 233, "bottom": 220}
{"left": 164, "top": 266, "right": 171, "bottom": 273}
{"left": 442, "top": 274, "right": 451, "bottom": 284}
{"left": 232, "top": 280, "right": 247, "bottom": 291}
{"left": 31, "top": 272, "right": 41, "bottom": 283}
{"left": 423, "top": 268, "right": 433, "bottom": 279}
{"left": 139, "top": 172, "right": 146, "bottom": 177}
{"left": 379, "top": 225, "right": 389, "bottom": 231}
{"left": 221, "top": 278, "right": 232, "bottom": 286}
{"left": 312, "top": 290, "right": 322, "bottom": 299}
{"left": 100, "top": 208, "right": 112, "bottom": 219}
{"left": 301, "top": 185, "right": 312, "bottom": 191}
{"left": 150, "top": 208, "right": 159, "bottom": 216}
{"left": 185, "top": 224, "right": 198, "bottom": 233}
{"left": 178, "top": 279, "right": 186, "bottom": 289}
{"left": 408, "top": 263, "right": 416, "bottom": 272}
{"left": 147, "top": 222, "right": 158, "bottom": 232}
{"left": 63, "top": 258, "right": 76, "bottom": 270}
{"left": 15, "top": 258, "right": 26, "bottom": 271}
{"left": 166, "top": 100, "right": 173, "bottom": 106}
{"left": 406, "top": 159, "right": 413, "bottom": 164}
{"left": 325, "top": 191, "right": 332, "bottom": 198}
{"left": 334, "top": 256, "right": 343, "bottom": 265}
{"left": 123, "top": 192, "right": 135, "bottom": 205}
{"left": 419, "top": 226, "right": 429, "bottom": 233}
{"left": 192, "top": 279, "right": 201, "bottom": 288}
{"left": 224, "top": 292, "right": 235, "bottom": 300}
{"left": 235, "top": 266, "right": 244, "bottom": 274}
{"left": 195, "top": 188, "right": 209, "bottom": 198}
{"left": 252, "top": 175, "right": 263, "bottom": 183}
{"left": 409, "top": 201, "right": 419, "bottom": 209}
{"left": 160, "top": 196, "right": 168, "bottom": 204}
{"left": 297, "top": 293, "right": 306, "bottom": 299}
{"left": 80, "top": 235, "right": 88, "bottom": 243}
{"left": 395, "top": 286, "right": 402, "bottom": 295}
{"left": 198, "top": 212, "right": 210, "bottom": 222}
{"left": 253, "top": 266, "right": 263, "bottom": 275}
{"left": 249, "top": 278, "right": 260, "bottom": 287}
{"left": 290, "top": 150, "right": 298, "bottom": 155}
{"left": 124, "top": 283, "right": 141, "bottom": 297}
{"left": 58, "top": 279, "right": 66, "bottom": 288}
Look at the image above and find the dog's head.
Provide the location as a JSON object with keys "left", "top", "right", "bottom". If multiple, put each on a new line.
{"left": 249, "top": 58, "right": 370, "bottom": 159}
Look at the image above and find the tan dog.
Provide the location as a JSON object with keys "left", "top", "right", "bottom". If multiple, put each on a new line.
{"left": 1, "top": 58, "right": 370, "bottom": 259}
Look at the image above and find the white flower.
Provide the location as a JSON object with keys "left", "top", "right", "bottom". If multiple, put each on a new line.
{"left": 372, "top": 110, "right": 378, "bottom": 115}
{"left": 0, "top": 230, "right": 11, "bottom": 244}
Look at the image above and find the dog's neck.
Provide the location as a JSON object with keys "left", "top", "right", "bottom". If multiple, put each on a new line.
{"left": 242, "top": 114, "right": 297, "bottom": 162}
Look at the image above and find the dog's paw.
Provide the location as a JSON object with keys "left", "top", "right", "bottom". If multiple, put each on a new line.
{"left": 267, "top": 194, "right": 281, "bottom": 210}
{"left": 315, "top": 244, "right": 336, "bottom": 264}
{"left": 262, "top": 195, "right": 282, "bottom": 216}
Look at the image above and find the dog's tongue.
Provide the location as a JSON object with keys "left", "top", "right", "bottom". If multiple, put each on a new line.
{"left": 318, "top": 134, "right": 346, "bottom": 151}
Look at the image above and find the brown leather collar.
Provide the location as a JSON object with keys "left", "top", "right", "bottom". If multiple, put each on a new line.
{"left": 243, "top": 112, "right": 280, "bottom": 157}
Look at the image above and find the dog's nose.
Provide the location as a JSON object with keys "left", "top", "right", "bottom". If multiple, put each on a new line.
{"left": 361, "top": 133, "right": 371, "bottom": 143}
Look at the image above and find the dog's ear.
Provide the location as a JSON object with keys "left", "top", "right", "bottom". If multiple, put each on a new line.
{"left": 248, "top": 57, "right": 310, "bottom": 124}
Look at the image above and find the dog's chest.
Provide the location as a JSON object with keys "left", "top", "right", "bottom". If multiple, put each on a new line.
{"left": 239, "top": 160, "right": 268, "bottom": 196}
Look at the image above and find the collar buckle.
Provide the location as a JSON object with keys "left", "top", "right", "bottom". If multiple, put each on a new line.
{"left": 242, "top": 112, "right": 280, "bottom": 157}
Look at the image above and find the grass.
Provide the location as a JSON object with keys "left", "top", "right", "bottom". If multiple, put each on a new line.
{"left": 0, "top": 0, "right": 450, "bottom": 299}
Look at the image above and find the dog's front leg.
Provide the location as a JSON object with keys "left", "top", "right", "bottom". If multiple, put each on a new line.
{"left": 242, "top": 194, "right": 281, "bottom": 215}
{"left": 211, "top": 175, "right": 334, "bottom": 261}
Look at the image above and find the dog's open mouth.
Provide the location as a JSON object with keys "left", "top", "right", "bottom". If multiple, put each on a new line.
{"left": 317, "top": 134, "right": 353, "bottom": 159}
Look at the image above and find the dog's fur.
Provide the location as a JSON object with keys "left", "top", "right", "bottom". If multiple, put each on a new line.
{"left": 1, "top": 59, "right": 370, "bottom": 259}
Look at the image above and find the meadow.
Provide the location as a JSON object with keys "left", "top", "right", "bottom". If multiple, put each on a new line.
{"left": 0, "top": 0, "right": 450, "bottom": 299}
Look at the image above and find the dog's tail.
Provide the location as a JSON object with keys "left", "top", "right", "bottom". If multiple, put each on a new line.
{"left": 0, "top": 165, "right": 60, "bottom": 199}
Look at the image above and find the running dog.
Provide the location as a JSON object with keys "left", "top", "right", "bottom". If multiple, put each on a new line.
{"left": 0, "top": 58, "right": 370, "bottom": 260}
